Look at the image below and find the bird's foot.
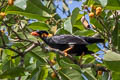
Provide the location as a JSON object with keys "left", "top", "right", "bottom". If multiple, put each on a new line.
{"left": 63, "top": 47, "right": 73, "bottom": 56}
{"left": 63, "top": 52, "right": 68, "bottom": 56}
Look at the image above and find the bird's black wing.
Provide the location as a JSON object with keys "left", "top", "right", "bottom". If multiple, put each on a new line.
{"left": 81, "top": 36, "right": 104, "bottom": 44}
{"left": 49, "top": 35, "right": 88, "bottom": 45}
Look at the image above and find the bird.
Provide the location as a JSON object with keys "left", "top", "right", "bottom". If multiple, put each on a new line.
{"left": 31, "top": 30, "right": 104, "bottom": 56}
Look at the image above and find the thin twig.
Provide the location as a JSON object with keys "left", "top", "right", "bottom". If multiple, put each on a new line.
{"left": 7, "top": 47, "right": 22, "bottom": 55}
{"left": 12, "top": 55, "right": 20, "bottom": 59}
{"left": 23, "top": 43, "right": 38, "bottom": 55}
{"left": 91, "top": 54, "right": 103, "bottom": 61}
{"left": 0, "top": 46, "right": 22, "bottom": 59}
{"left": 0, "top": 46, "right": 22, "bottom": 55}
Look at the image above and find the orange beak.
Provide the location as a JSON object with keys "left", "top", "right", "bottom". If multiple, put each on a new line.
{"left": 31, "top": 32, "right": 39, "bottom": 36}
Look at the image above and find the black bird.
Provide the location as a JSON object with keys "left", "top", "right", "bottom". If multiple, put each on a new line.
{"left": 31, "top": 30, "right": 104, "bottom": 56}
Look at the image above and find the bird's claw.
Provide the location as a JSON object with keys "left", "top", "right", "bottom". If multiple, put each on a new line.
{"left": 63, "top": 52, "right": 68, "bottom": 56}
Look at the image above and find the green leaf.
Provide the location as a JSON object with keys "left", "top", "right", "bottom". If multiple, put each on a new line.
{"left": 71, "top": 8, "right": 80, "bottom": 25}
{"left": 64, "top": 17, "right": 72, "bottom": 34}
{"left": 0, "top": 31, "right": 9, "bottom": 46}
{"left": 98, "top": 0, "right": 108, "bottom": 7}
{"left": 60, "top": 68, "right": 82, "bottom": 80}
{"left": 104, "top": 50, "right": 120, "bottom": 72}
{"left": 2, "top": 61, "right": 11, "bottom": 72}
{"left": 112, "top": 72, "right": 120, "bottom": 80}
{"left": 0, "top": 67, "right": 25, "bottom": 79}
{"left": 4, "top": 49, "right": 15, "bottom": 56}
{"left": 101, "top": 72, "right": 109, "bottom": 80}
{"left": 118, "top": 36, "right": 120, "bottom": 51}
{"left": 73, "top": 24, "right": 85, "bottom": 31}
{"left": 59, "top": 71, "right": 71, "bottom": 80}
{"left": 28, "top": 68, "right": 39, "bottom": 79}
{"left": 112, "top": 20, "right": 119, "bottom": 48}
{"left": 74, "top": 30, "right": 96, "bottom": 36}
{"left": 24, "top": 53, "right": 34, "bottom": 66}
{"left": 55, "top": 28, "right": 70, "bottom": 35}
{"left": 83, "top": 55, "right": 94, "bottom": 64}
{"left": 60, "top": 60, "right": 81, "bottom": 73}
{"left": 86, "top": 0, "right": 95, "bottom": 6}
{"left": 0, "top": 38, "right": 3, "bottom": 46}
{"left": 14, "top": 0, "right": 27, "bottom": 10}
{"left": 73, "top": 14, "right": 84, "bottom": 30}
{"left": 90, "top": 18, "right": 103, "bottom": 31}
{"left": 28, "top": 22, "right": 49, "bottom": 30}
{"left": 5, "top": 6, "right": 49, "bottom": 21}
{"left": 25, "top": 63, "right": 36, "bottom": 71}
{"left": 26, "top": 0, "right": 52, "bottom": 14}
{"left": 87, "top": 44, "right": 100, "bottom": 52}
{"left": 29, "top": 52, "right": 47, "bottom": 65}
{"left": 2, "top": 50, "right": 9, "bottom": 64}
{"left": 105, "top": 6, "right": 120, "bottom": 10}
{"left": 83, "top": 71, "right": 97, "bottom": 80}
{"left": 0, "top": 35, "right": 9, "bottom": 46}
{"left": 105, "top": 0, "right": 120, "bottom": 10}
{"left": 3, "top": 49, "right": 15, "bottom": 65}
{"left": 38, "top": 66, "right": 48, "bottom": 80}
{"left": 104, "top": 50, "right": 120, "bottom": 61}
{"left": 48, "top": 52, "right": 56, "bottom": 60}
{"left": 117, "top": 22, "right": 120, "bottom": 51}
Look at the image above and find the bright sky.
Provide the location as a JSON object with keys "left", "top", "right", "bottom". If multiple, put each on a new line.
{"left": 54, "top": 0, "right": 82, "bottom": 18}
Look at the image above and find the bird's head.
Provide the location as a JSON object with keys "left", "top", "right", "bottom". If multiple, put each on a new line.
{"left": 31, "top": 30, "right": 52, "bottom": 38}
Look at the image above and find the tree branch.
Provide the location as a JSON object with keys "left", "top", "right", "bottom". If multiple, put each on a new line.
{"left": 91, "top": 54, "right": 103, "bottom": 61}
{"left": 23, "top": 43, "right": 38, "bottom": 55}
{"left": 46, "top": 47, "right": 78, "bottom": 64}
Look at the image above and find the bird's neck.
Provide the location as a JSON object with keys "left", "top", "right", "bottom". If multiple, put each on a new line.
{"left": 41, "top": 37, "right": 50, "bottom": 44}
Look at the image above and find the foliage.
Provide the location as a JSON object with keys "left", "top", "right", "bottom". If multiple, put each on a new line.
{"left": 0, "top": 0, "right": 120, "bottom": 80}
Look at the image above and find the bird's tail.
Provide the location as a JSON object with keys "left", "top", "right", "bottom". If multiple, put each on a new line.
{"left": 82, "top": 37, "right": 104, "bottom": 44}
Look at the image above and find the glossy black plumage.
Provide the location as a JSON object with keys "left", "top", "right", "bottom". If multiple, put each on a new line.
{"left": 31, "top": 31, "right": 104, "bottom": 56}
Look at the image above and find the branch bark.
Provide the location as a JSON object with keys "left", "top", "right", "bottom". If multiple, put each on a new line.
{"left": 46, "top": 59, "right": 62, "bottom": 80}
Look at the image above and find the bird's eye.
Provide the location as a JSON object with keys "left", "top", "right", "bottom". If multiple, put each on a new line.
{"left": 41, "top": 33, "right": 48, "bottom": 37}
